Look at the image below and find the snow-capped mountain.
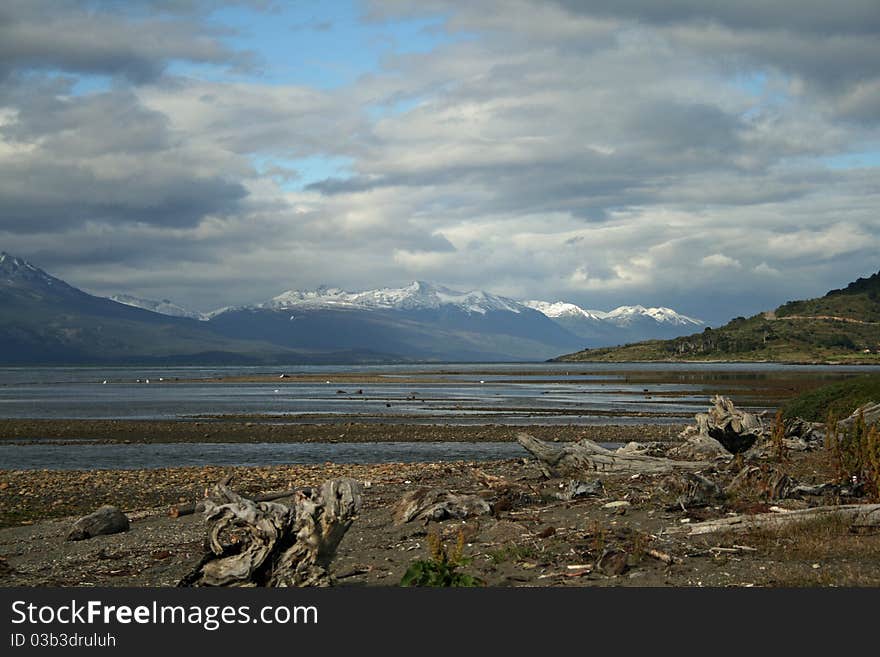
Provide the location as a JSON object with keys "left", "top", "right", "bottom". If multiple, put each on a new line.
{"left": 523, "top": 300, "right": 607, "bottom": 321}
{"left": 261, "top": 281, "right": 525, "bottom": 315}
{"left": 202, "top": 282, "right": 704, "bottom": 357}
{"left": 206, "top": 280, "right": 580, "bottom": 361}
{"left": 524, "top": 299, "right": 702, "bottom": 328}
{"left": 2, "top": 251, "right": 706, "bottom": 363}
{"left": 523, "top": 299, "right": 703, "bottom": 344}
{"left": 597, "top": 305, "right": 702, "bottom": 327}
{"left": 109, "top": 294, "right": 207, "bottom": 321}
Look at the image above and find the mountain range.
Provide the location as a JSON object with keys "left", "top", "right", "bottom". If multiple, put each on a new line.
{"left": 0, "top": 252, "right": 703, "bottom": 364}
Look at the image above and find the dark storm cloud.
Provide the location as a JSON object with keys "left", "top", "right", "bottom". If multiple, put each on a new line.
{"left": 546, "top": 0, "right": 880, "bottom": 95}
{"left": 1, "top": 82, "right": 172, "bottom": 153}
{"left": 0, "top": 78, "right": 248, "bottom": 231}
{"left": 0, "top": 161, "right": 247, "bottom": 232}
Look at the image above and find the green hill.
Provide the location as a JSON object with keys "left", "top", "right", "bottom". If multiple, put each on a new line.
{"left": 555, "top": 270, "right": 880, "bottom": 364}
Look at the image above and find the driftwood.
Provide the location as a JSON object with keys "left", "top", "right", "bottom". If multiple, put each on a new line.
{"left": 668, "top": 503, "right": 880, "bottom": 536}
{"left": 180, "top": 478, "right": 362, "bottom": 587}
{"left": 839, "top": 401, "right": 880, "bottom": 429}
{"left": 668, "top": 435, "right": 730, "bottom": 461}
{"left": 169, "top": 488, "right": 309, "bottom": 518}
{"left": 393, "top": 488, "right": 492, "bottom": 524}
{"left": 66, "top": 506, "right": 130, "bottom": 541}
{"left": 615, "top": 441, "right": 672, "bottom": 457}
{"left": 516, "top": 433, "right": 712, "bottom": 478}
{"left": 678, "top": 395, "right": 763, "bottom": 454}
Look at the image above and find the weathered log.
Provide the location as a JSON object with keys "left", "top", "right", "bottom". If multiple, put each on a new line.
{"left": 393, "top": 488, "right": 492, "bottom": 524}
{"left": 668, "top": 503, "right": 880, "bottom": 536}
{"left": 66, "top": 505, "right": 130, "bottom": 541}
{"left": 516, "top": 433, "right": 712, "bottom": 478}
{"left": 180, "top": 478, "right": 362, "bottom": 587}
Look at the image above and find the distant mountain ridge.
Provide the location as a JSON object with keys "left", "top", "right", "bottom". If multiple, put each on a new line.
{"left": 0, "top": 252, "right": 318, "bottom": 365}
{"left": 0, "top": 251, "right": 707, "bottom": 363}
{"left": 523, "top": 300, "right": 701, "bottom": 326}
{"left": 106, "top": 279, "right": 705, "bottom": 352}
{"left": 522, "top": 299, "right": 703, "bottom": 345}
{"left": 260, "top": 281, "right": 526, "bottom": 315}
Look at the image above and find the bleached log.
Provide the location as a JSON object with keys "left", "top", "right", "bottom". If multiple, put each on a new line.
{"left": 180, "top": 478, "right": 362, "bottom": 587}
{"left": 668, "top": 503, "right": 880, "bottom": 536}
{"left": 838, "top": 401, "right": 880, "bottom": 428}
{"left": 169, "top": 488, "right": 308, "bottom": 518}
{"left": 516, "top": 433, "right": 712, "bottom": 478}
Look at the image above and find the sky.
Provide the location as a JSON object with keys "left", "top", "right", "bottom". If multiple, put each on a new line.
{"left": 1, "top": 0, "right": 878, "bottom": 325}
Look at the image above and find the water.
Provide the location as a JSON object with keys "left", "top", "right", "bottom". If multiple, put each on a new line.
{"left": 1, "top": 362, "right": 875, "bottom": 424}
{"left": 1, "top": 362, "right": 876, "bottom": 470}
{"left": 0, "top": 441, "right": 541, "bottom": 470}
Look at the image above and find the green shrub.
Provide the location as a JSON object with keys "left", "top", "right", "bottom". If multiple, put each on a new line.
{"left": 400, "top": 528, "right": 483, "bottom": 587}
{"left": 825, "top": 410, "right": 880, "bottom": 500}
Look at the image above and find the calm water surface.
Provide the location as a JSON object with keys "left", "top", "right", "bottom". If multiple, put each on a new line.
{"left": 1, "top": 362, "right": 876, "bottom": 469}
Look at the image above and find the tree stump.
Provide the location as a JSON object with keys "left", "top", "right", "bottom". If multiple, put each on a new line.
{"left": 687, "top": 395, "right": 764, "bottom": 453}
{"left": 180, "top": 478, "right": 362, "bottom": 587}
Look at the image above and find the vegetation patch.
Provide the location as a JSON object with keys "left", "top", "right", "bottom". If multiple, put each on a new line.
{"left": 783, "top": 374, "right": 880, "bottom": 422}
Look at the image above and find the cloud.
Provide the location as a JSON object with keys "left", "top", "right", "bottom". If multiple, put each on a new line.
{"left": 0, "top": 81, "right": 248, "bottom": 231}
{"left": 0, "top": 0, "right": 878, "bottom": 324}
{"left": 754, "top": 262, "right": 781, "bottom": 276}
{"left": 0, "top": 1, "right": 253, "bottom": 83}
{"left": 701, "top": 254, "right": 742, "bottom": 269}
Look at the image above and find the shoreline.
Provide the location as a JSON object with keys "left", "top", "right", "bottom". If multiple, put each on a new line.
{"left": 0, "top": 420, "right": 683, "bottom": 528}
{"left": 4, "top": 449, "right": 880, "bottom": 587}
{"left": 0, "top": 418, "right": 685, "bottom": 445}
